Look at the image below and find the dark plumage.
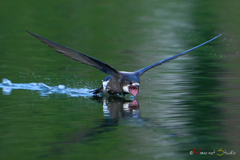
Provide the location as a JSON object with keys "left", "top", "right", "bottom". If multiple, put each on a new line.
{"left": 27, "top": 31, "right": 221, "bottom": 97}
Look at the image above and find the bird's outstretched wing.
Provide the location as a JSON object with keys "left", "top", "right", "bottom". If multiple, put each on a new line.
{"left": 27, "top": 31, "right": 120, "bottom": 77}
{"left": 135, "top": 34, "right": 222, "bottom": 77}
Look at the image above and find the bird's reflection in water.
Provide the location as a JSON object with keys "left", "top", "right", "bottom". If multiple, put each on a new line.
{"left": 62, "top": 97, "right": 143, "bottom": 144}
{"left": 101, "top": 96, "right": 140, "bottom": 119}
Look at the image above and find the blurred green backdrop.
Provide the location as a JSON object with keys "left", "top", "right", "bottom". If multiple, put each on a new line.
{"left": 0, "top": 0, "right": 240, "bottom": 160}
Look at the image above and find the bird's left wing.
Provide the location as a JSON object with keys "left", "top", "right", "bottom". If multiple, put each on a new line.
{"left": 135, "top": 34, "right": 222, "bottom": 77}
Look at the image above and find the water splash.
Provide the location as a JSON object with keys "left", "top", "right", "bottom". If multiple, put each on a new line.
{"left": 0, "top": 78, "right": 93, "bottom": 97}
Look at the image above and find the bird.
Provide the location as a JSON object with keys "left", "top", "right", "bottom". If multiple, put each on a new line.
{"left": 27, "top": 31, "right": 221, "bottom": 97}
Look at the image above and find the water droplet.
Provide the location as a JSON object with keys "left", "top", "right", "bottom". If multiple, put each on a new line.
{"left": 2, "top": 78, "right": 12, "bottom": 86}
{"left": 58, "top": 85, "right": 65, "bottom": 90}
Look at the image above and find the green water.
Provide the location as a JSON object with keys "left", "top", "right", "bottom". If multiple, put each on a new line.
{"left": 1, "top": 0, "right": 240, "bottom": 160}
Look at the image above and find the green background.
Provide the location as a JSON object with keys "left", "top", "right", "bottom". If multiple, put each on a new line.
{"left": 0, "top": 0, "right": 240, "bottom": 159}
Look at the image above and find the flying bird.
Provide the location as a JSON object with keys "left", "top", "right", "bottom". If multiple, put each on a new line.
{"left": 27, "top": 31, "right": 221, "bottom": 97}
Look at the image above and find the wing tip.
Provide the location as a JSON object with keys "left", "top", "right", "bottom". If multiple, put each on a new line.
{"left": 215, "top": 34, "right": 222, "bottom": 39}
{"left": 26, "top": 30, "right": 34, "bottom": 35}
{"left": 26, "top": 31, "right": 40, "bottom": 39}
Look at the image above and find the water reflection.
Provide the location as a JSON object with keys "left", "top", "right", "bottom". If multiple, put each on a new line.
{"left": 94, "top": 96, "right": 140, "bottom": 119}
{"left": 60, "top": 97, "right": 144, "bottom": 144}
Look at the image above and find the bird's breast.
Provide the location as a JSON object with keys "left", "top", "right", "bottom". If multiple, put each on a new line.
{"left": 102, "top": 79, "right": 110, "bottom": 91}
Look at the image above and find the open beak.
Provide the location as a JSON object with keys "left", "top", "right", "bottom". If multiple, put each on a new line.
{"left": 128, "top": 85, "right": 139, "bottom": 97}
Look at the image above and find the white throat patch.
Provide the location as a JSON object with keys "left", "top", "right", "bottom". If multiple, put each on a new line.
{"left": 123, "top": 85, "right": 129, "bottom": 93}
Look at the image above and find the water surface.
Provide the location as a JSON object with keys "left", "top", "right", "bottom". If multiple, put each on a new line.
{"left": 0, "top": 0, "right": 240, "bottom": 160}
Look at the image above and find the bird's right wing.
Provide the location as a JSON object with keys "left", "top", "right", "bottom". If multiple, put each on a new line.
{"left": 27, "top": 31, "right": 120, "bottom": 77}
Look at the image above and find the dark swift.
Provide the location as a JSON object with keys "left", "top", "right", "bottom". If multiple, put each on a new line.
{"left": 27, "top": 31, "right": 221, "bottom": 97}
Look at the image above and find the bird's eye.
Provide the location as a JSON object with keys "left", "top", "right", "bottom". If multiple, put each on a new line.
{"left": 128, "top": 81, "right": 132, "bottom": 84}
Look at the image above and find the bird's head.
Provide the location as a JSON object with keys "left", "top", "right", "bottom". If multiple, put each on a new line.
{"left": 121, "top": 73, "right": 140, "bottom": 97}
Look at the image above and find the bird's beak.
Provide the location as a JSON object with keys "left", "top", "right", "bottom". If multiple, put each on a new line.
{"left": 128, "top": 84, "right": 139, "bottom": 97}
